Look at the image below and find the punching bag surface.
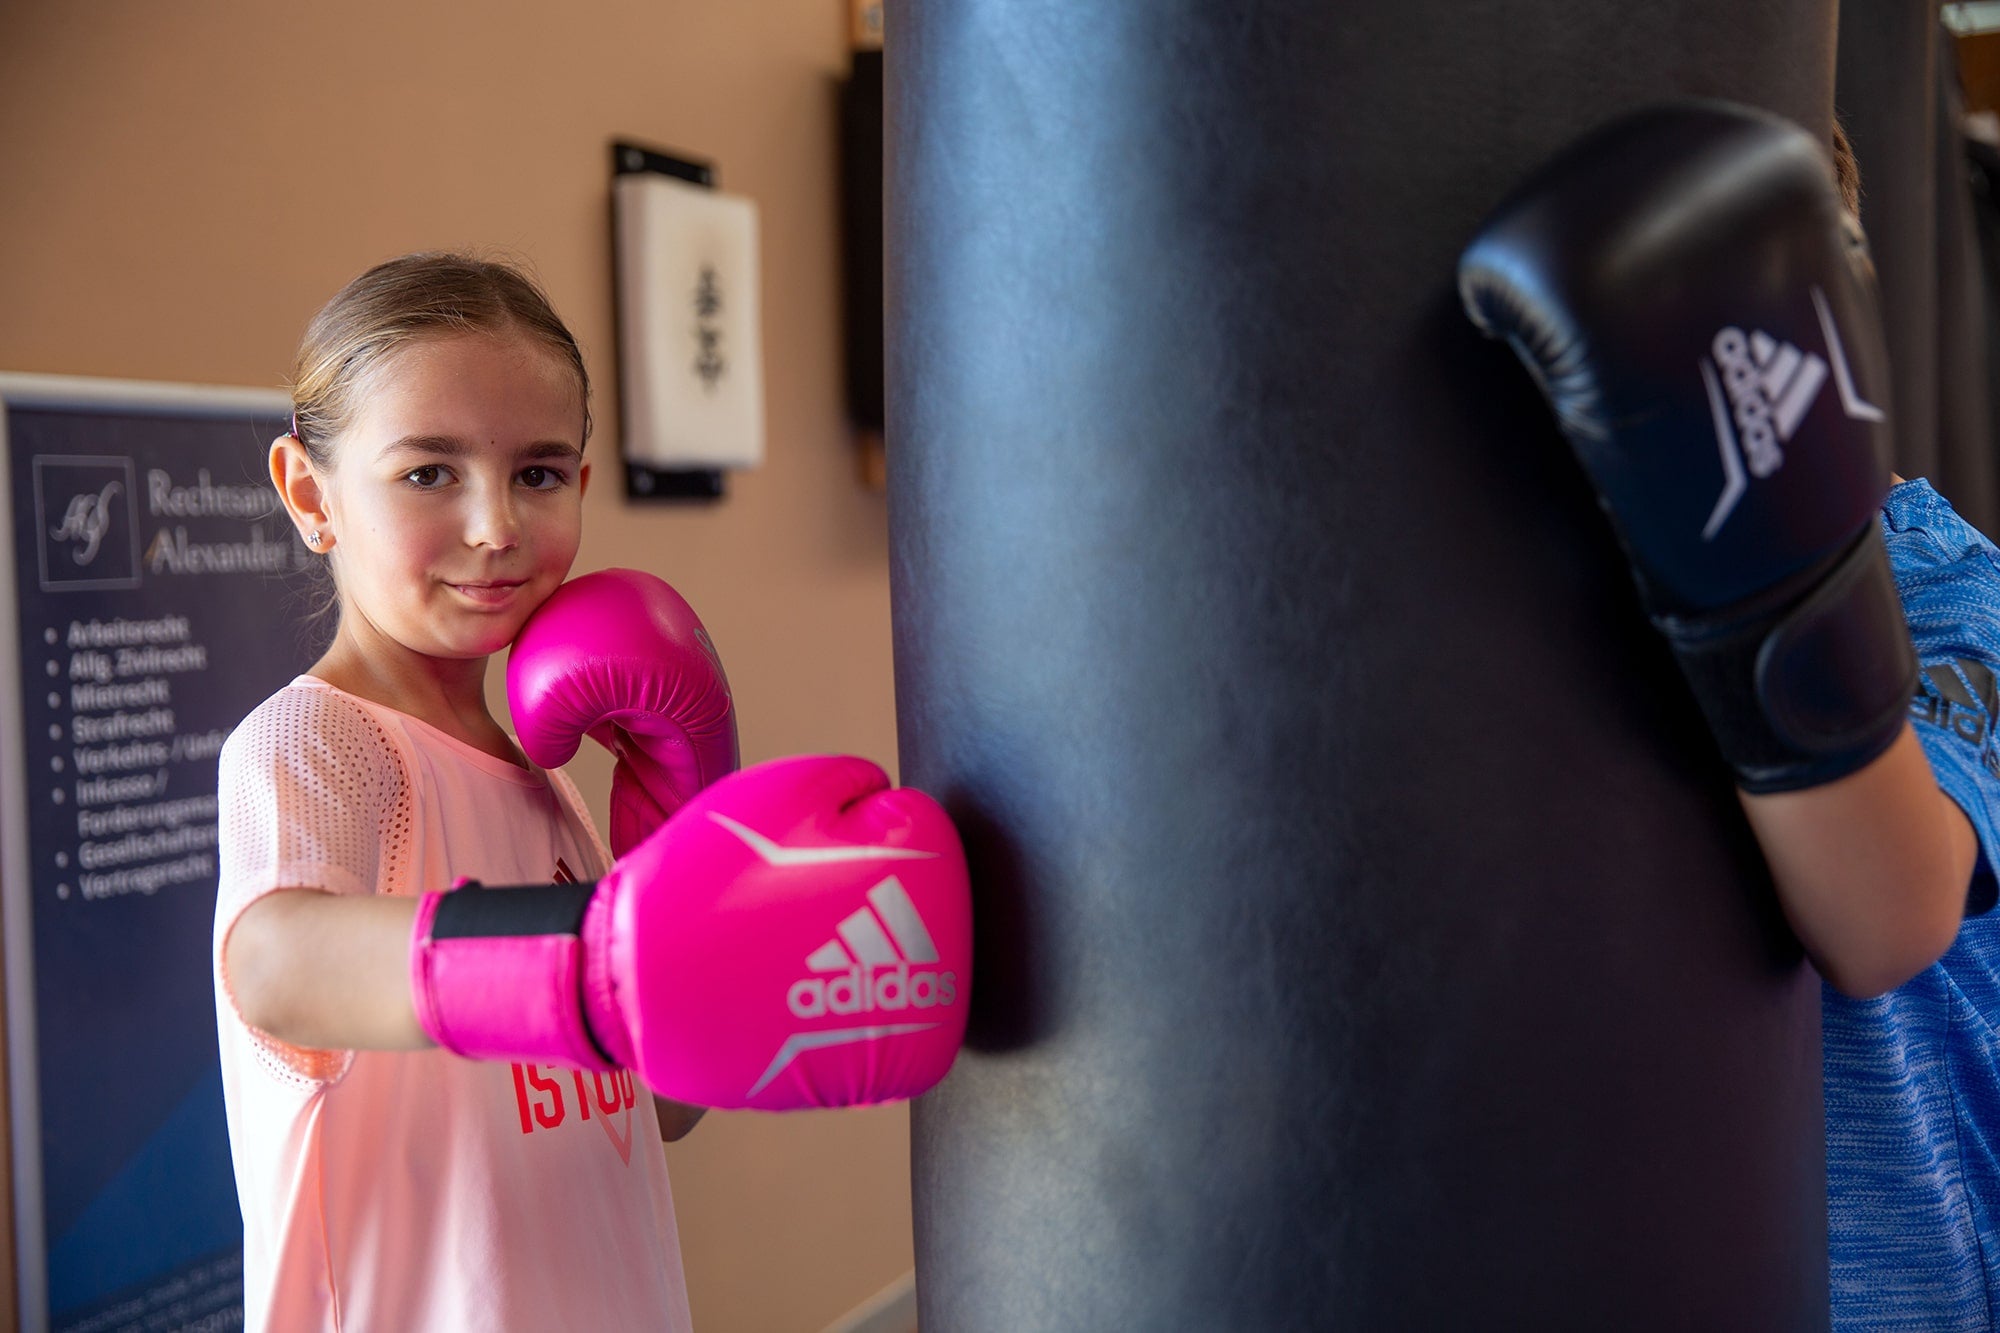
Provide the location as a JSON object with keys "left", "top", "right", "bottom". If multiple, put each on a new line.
{"left": 890, "top": 4, "right": 1836, "bottom": 1327}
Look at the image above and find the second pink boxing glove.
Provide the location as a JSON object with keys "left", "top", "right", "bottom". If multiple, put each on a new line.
{"left": 508, "top": 568, "right": 738, "bottom": 856}
{"left": 409, "top": 754, "right": 973, "bottom": 1110}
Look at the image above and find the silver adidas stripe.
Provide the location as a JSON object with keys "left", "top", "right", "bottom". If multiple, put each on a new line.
{"left": 747, "top": 1022, "right": 940, "bottom": 1098}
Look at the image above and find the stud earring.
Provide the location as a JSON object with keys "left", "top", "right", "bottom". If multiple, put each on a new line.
{"left": 304, "top": 529, "right": 323, "bottom": 548}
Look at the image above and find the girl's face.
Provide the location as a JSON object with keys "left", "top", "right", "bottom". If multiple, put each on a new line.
{"left": 319, "top": 330, "right": 590, "bottom": 663}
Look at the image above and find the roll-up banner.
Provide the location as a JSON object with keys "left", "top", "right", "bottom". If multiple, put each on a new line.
{"left": 0, "top": 374, "right": 311, "bottom": 1332}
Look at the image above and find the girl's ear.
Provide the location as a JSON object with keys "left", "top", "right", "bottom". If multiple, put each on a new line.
{"left": 270, "top": 433, "right": 336, "bottom": 552}
{"left": 578, "top": 459, "right": 591, "bottom": 499}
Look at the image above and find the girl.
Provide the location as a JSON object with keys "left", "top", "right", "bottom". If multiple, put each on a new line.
{"left": 214, "top": 252, "right": 701, "bottom": 1331}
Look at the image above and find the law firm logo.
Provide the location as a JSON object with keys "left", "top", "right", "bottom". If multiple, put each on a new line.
{"left": 1700, "top": 287, "right": 1885, "bottom": 540}
{"left": 34, "top": 456, "right": 141, "bottom": 591}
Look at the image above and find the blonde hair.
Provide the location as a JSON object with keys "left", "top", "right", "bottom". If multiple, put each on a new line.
{"left": 289, "top": 251, "right": 591, "bottom": 465}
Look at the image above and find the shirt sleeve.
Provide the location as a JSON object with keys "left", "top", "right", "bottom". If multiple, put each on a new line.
{"left": 1908, "top": 659, "right": 2000, "bottom": 916}
{"left": 1897, "top": 535, "right": 2000, "bottom": 917}
{"left": 214, "top": 684, "right": 410, "bottom": 1082}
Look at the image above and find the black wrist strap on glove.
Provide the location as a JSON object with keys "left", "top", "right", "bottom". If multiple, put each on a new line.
{"left": 1655, "top": 525, "right": 1916, "bottom": 794}
{"left": 419, "top": 880, "right": 619, "bottom": 1068}
{"left": 427, "top": 880, "right": 599, "bottom": 939}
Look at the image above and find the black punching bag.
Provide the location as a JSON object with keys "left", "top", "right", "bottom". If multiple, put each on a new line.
{"left": 889, "top": 3, "right": 1835, "bottom": 1327}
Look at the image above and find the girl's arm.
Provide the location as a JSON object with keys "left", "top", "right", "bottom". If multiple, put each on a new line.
{"left": 227, "top": 887, "right": 709, "bottom": 1141}
{"left": 1740, "top": 722, "right": 1978, "bottom": 998}
{"left": 655, "top": 1096, "right": 706, "bottom": 1142}
{"left": 224, "top": 888, "right": 427, "bottom": 1050}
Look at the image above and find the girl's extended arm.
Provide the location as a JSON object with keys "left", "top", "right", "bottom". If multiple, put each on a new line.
{"left": 226, "top": 887, "right": 709, "bottom": 1138}
{"left": 224, "top": 888, "right": 427, "bottom": 1051}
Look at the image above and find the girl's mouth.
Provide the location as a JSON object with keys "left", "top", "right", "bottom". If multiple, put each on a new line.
{"left": 446, "top": 579, "right": 527, "bottom": 607}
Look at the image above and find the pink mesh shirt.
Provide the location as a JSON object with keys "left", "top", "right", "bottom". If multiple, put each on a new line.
{"left": 213, "top": 677, "right": 692, "bottom": 1332}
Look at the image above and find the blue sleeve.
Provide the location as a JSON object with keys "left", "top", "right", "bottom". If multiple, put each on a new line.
{"left": 1902, "top": 583, "right": 2000, "bottom": 916}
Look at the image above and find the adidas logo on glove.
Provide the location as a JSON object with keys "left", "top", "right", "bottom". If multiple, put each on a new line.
{"left": 1700, "top": 286, "right": 1885, "bottom": 539}
{"left": 786, "top": 877, "right": 961, "bottom": 1018}
{"left": 1708, "top": 325, "right": 1824, "bottom": 480}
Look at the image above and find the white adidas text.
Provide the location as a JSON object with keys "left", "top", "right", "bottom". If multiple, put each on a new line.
{"left": 1699, "top": 287, "right": 1885, "bottom": 541}
{"left": 1711, "top": 325, "right": 1824, "bottom": 480}
{"left": 787, "top": 963, "right": 959, "bottom": 1017}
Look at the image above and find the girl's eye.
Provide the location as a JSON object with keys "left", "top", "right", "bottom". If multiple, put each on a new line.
{"left": 405, "top": 465, "right": 447, "bottom": 488}
{"left": 520, "top": 466, "right": 565, "bottom": 490}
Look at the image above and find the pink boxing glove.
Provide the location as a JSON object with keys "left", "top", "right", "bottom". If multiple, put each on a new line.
{"left": 409, "top": 754, "right": 972, "bottom": 1110}
{"left": 508, "top": 568, "right": 738, "bottom": 856}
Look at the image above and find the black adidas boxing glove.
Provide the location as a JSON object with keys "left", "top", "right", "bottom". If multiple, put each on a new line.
{"left": 1457, "top": 100, "right": 1916, "bottom": 793}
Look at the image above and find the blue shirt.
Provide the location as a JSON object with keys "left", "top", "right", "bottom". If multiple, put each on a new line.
{"left": 1827, "top": 478, "right": 2000, "bottom": 1331}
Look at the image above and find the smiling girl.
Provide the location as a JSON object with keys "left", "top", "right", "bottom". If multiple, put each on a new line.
{"left": 212, "top": 253, "right": 697, "bottom": 1331}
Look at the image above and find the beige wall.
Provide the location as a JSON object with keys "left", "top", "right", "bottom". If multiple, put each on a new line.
{"left": 0, "top": 2, "right": 911, "bottom": 1329}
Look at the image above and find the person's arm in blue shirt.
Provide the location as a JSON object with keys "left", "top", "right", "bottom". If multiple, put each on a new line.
{"left": 1741, "top": 721, "right": 1977, "bottom": 998}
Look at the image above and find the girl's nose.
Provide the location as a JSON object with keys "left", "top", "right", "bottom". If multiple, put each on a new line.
{"left": 465, "top": 486, "right": 522, "bottom": 551}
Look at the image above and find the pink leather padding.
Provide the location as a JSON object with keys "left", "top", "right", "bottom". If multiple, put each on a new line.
{"left": 601, "top": 754, "right": 974, "bottom": 1110}
{"left": 409, "top": 891, "right": 614, "bottom": 1070}
{"left": 507, "top": 568, "right": 740, "bottom": 857}
{"left": 580, "top": 886, "right": 635, "bottom": 1070}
